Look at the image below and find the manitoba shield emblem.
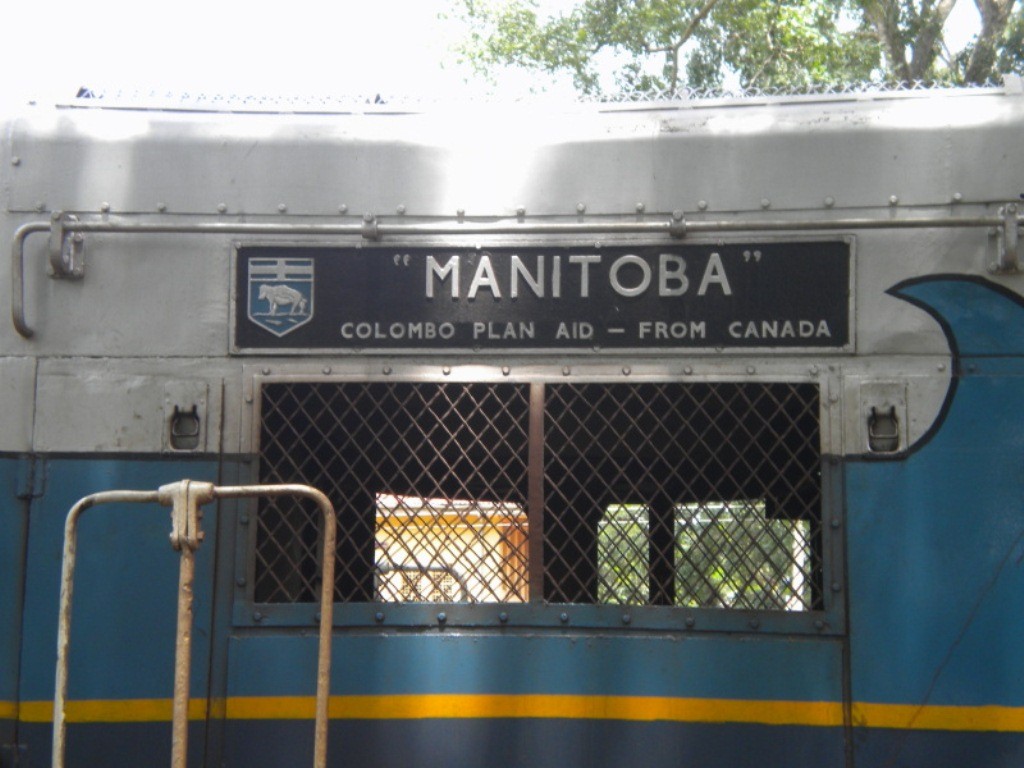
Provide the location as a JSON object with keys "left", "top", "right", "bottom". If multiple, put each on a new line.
{"left": 247, "top": 257, "right": 314, "bottom": 337}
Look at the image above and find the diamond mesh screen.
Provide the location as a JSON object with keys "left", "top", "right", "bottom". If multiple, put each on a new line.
{"left": 256, "top": 382, "right": 530, "bottom": 603}
{"left": 255, "top": 380, "right": 822, "bottom": 610}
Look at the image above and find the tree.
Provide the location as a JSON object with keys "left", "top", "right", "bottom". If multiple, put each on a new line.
{"left": 455, "top": 0, "right": 1024, "bottom": 95}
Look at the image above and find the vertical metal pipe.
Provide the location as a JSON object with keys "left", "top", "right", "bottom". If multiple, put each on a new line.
{"left": 52, "top": 491, "right": 161, "bottom": 768}
{"left": 213, "top": 484, "right": 336, "bottom": 768}
{"left": 311, "top": 490, "right": 336, "bottom": 768}
{"left": 170, "top": 546, "right": 196, "bottom": 768}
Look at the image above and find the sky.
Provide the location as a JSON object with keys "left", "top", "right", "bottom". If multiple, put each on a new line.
{"left": 1, "top": 0, "right": 983, "bottom": 107}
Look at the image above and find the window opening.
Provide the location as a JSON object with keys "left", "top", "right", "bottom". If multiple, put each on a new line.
{"left": 374, "top": 494, "right": 528, "bottom": 603}
{"left": 255, "top": 380, "right": 822, "bottom": 612}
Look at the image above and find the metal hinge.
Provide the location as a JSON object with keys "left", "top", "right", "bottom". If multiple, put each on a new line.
{"left": 15, "top": 456, "right": 46, "bottom": 500}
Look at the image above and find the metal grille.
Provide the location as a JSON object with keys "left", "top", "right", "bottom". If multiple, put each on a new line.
{"left": 255, "top": 380, "right": 822, "bottom": 611}
{"left": 256, "top": 382, "right": 530, "bottom": 603}
{"left": 543, "top": 383, "right": 822, "bottom": 609}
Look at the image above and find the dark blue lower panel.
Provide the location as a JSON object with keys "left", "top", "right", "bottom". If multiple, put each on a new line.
{"left": 224, "top": 719, "right": 844, "bottom": 768}
{"left": 853, "top": 727, "right": 1024, "bottom": 767}
{"left": 16, "top": 718, "right": 1024, "bottom": 767}
{"left": 18, "top": 721, "right": 206, "bottom": 768}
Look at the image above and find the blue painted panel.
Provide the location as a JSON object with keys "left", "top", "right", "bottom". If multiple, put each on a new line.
{"left": 849, "top": 277, "right": 1024, "bottom": 707}
{"left": 0, "top": 458, "right": 28, "bottom": 704}
{"left": 18, "top": 459, "right": 219, "bottom": 701}
{"left": 227, "top": 632, "right": 844, "bottom": 701}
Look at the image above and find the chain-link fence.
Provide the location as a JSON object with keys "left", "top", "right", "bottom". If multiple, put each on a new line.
{"left": 255, "top": 380, "right": 822, "bottom": 611}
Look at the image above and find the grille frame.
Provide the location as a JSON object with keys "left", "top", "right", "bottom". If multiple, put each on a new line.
{"left": 235, "top": 368, "right": 846, "bottom": 636}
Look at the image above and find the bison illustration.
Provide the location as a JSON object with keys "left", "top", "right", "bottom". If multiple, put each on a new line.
{"left": 258, "top": 283, "right": 308, "bottom": 316}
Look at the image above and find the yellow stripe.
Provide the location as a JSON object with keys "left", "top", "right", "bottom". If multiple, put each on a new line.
{"left": 229, "top": 694, "right": 841, "bottom": 725}
{"left": 854, "top": 702, "right": 1024, "bottom": 733}
{"left": 7, "top": 695, "right": 1024, "bottom": 732}
{"left": 18, "top": 698, "right": 208, "bottom": 724}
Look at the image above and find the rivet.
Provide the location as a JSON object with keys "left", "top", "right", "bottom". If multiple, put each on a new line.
{"left": 501, "top": 366, "right": 511, "bottom": 376}
{"left": 437, "top": 612, "right": 447, "bottom": 623}
{"left": 749, "top": 619, "right": 760, "bottom": 629}
{"left": 10, "top": 156, "right": 21, "bottom": 166}
{"left": 499, "top": 612, "right": 509, "bottom": 623}
{"left": 576, "top": 202, "right": 586, "bottom": 214}
{"left": 253, "top": 611, "right": 263, "bottom": 622}
{"left": 217, "top": 203, "right": 228, "bottom": 213}
{"left": 746, "top": 365, "right": 756, "bottom": 374}
{"left": 239, "top": 514, "right": 250, "bottom": 525}
{"left": 322, "top": 366, "right": 332, "bottom": 375}
{"left": 697, "top": 200, "right": 708, "bottom": 211}
{"left": 829, "top": 394, "right": 839, "bottom": 404}
{"left": 831, "top": 582, "right": 842, "bottom": 592}
{"left": 685, "top": 617, "right": 695, "bottom": 628}
{"left": 363, "top": 212, "right": 375, "bottom": 222}
{"left": 516, "top": 206, "right": 526, "bottom": 217}
{"left": 559, "top": 612, "right": 569, "bottom": 623}
{"left": 672, "top": 209, "right": 684, "bottom": 221}
{"left": 244, "top": 395, "right": 253, "bottom": 404}
{"left": 621, "top": 614, "right": 632, "bottom": 625}
{"left": 635, "top": 202, "right": 645, "bottom": 213}
{"left": 937, "top": 363, "right": 946, "bottom": 372}
{"left": 157, "top": 202, "right": 167, "bottom": 212}
{"left": 810, "top": 365, "right": 820, "bottom": 375}
{"left": 814, "top": 619, "right": 825, "bottom": 630}
{"left": 396, "top": 204, "right": 406, "bottom": 215}
{"left": 375, "top": 612, "right": 385, "bottom": 623}
{"left": 383, "top": 365, "right": 393, "bottom": 375}
{"left": 35, "top": 201, "right": 45, "bottom": 212}
{"left": 622, "top": 366, "right": 631, "bottom": 376}
{"left": 73, "top": 233, "right": 84, "bottom": 244}
{"left": 338, "top": 204, "right": 348, "bottom": 214}
{"left": 952, "top": 192, "right": 963, "bottom": 203}
{"left": 967, "top": 363, "right": 977, "bottom": 373}
{"left": 824, "top": 196, "right": 835, "bottom": 208}
{"left": 760, "top": 198, "right": 771, "bottom": 209}
{"left": 314, "top": 612, "right": 321, "bottom": 624}
{"left": 277, "top": 203, "right": 287, "bottom": 213}
{"left": 889, "top": 195, "right": 899, "bottom": 206}
{"left": 236, "top": 577, "right": 246, "bottom": 587}
{"left": 261, "top": 367, "right": 271, "bottom": 375}
{"left": 830, "top": 518, "right": 840, "bottom": 529}
{"left": 562, "top": 366, "right": 571, "bottom": 376}
{"left": 442, "top": 366, "right": 452, "bottom": 376}
{"left": 683, "top": 366, "right": 693, "bottom": 375}
{"left": 456, "top": 208, "right": 466, "bottom": 219}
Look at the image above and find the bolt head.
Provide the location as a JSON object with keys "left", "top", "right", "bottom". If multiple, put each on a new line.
{"left": 576, "top": 202, "right": 586, "bottom": 214}
{"left": 217, "top": 203, "right": 228, "bottom": 213}
{"left": 697, "top": 200, "right": 708, "bottom": 211}
{"left": 824, "top": 196, "right": 835, "bottom": 208}
{"left": 760, "top": 198, "right": 770, "bottom": 209}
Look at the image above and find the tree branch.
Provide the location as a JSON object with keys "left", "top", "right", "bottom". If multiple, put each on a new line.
{"left": 965, "top": 0, "right": 1018, "bottom": 83}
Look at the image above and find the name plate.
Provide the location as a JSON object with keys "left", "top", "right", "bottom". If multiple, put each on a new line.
{"left": 233, "top": 241, "right": 851, "bottom": 353}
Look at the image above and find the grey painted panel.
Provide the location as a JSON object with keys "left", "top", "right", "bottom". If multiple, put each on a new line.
{"left": 8, "top": 92, "right": 1023, "bottom": 217}
{"left": 34, "top": 359, "right": 228, "bottom": 453}
{"left": 0, "top": 358, "right": 35, "bottom": 451}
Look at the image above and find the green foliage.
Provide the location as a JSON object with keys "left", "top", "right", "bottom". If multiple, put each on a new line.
{"left": 455, "top": 0, "right": 1022, "bottom": 95}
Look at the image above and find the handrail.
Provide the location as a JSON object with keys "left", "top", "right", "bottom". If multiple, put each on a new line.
{"left": 13, "top": 208, "right": 1022, "bottom": 339}
{"left": 52, "top": 481, "right": 337, "bottom": 768}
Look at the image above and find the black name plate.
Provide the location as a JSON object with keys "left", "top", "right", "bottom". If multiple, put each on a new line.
{"left": 233, "top": 241, "right": 851, "bottom": 352}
